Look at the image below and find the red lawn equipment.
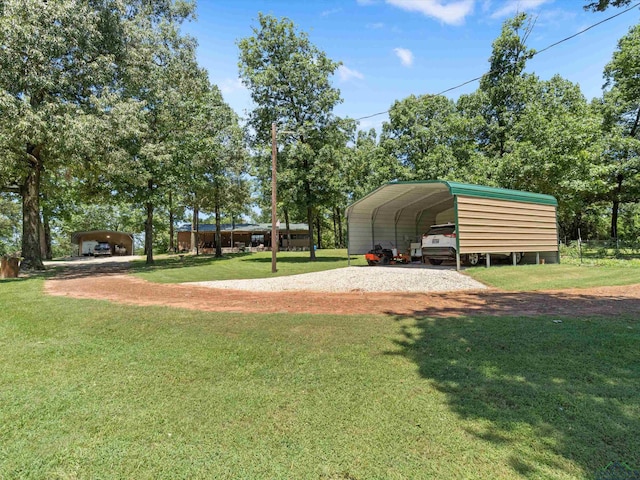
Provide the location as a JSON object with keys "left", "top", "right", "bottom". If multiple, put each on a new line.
{"left": 364, "top": 244, "right": 410, "bottom": 266}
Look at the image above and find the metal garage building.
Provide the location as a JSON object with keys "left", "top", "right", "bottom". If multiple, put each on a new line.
{"left": 346, "top": 181, "right": 559, "bottom": 269}
{"left": 71, "top": 230, "right": 134, "bottom": 256}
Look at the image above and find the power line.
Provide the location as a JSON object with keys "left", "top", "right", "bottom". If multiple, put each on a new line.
{"left": 353, "top": 1, "right": 640, "bottom": 123}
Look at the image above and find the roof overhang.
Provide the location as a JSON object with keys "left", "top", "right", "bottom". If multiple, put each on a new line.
{"left": 346, "top": 181, "right": 557, "bottom": 218}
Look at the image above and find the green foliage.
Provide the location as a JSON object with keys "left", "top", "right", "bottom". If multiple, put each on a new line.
{"left": 479, "top": 13, "right": 536, "bottom": 161}
{"left": 238, "top": 14, "right": 348, "bottom": 257}
{"left": 0, "top": 193, "right": 20, "bottom": 255}
{"left": 0, "top": 0, "right": 200, "bottom": 268}
{"left": 584, "top": 0, "right": 634, "bottom": 11}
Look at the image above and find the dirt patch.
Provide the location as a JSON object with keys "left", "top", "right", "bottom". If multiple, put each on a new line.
{"left": 43, "top": 264, "right": 640, "bottom": 318}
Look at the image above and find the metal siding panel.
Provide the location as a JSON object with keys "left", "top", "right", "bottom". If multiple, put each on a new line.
{"left": 459, "top": 220, "right": 558, "bottom": 229}
{"left": 457, "top": 195, "right": 559, "bottom": 254}
{"left": 458, "top": 205, "right": 557, "bottom": 218}
{"left": 459, "top": 197, "right": 558, "bottom": 212}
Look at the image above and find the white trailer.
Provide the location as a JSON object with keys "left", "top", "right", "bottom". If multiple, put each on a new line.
{"left": 82, "top": 240, "right": 98, "bottom": 256}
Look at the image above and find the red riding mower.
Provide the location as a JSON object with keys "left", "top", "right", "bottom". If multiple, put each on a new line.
{"left": 364, "top": 244, "right": 410, "bottom": 266}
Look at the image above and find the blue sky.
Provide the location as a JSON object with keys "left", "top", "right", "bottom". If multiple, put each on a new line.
{"left": 182, "top": 0, "right": 640, "bottom": 131}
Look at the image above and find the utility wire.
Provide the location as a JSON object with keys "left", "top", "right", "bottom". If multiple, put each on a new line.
{"left": 353, "top": 1, "right": 640, "bottom": 122}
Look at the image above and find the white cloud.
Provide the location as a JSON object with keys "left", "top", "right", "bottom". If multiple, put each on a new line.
{"left": 394, "top": 47, "right": 414, "bottom": 67}
{"left": 321, "top": 7, "right": 342, "bottom": 16}
{"left": 385, "top": 0, "right": 475, "bottom": 26}
{"left": 219, "top": 78, "right": 246, "bottom": 95}
{"left": 490, "top": 0, "right": 552, "bottom": 18}
{"left": 338, "top": 65, "right": 365, "bottom": 82}
{"left": 366, "top": 22, "right": 385, "bottom": 29}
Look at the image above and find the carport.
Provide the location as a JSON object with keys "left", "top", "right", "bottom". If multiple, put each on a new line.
{"left": 71, "top": 230, "right": 134, "bottom": 256}
{"left": 345, "top": 181, "right": 559, "bottom": 270}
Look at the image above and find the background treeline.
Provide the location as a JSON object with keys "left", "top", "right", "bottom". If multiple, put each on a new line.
{"left": 1, "top": 2, "right": 638, "bottom": 268}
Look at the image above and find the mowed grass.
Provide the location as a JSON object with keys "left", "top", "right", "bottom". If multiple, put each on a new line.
{"left": 466, "top": 258, "right": 640, "bottom": 291}
{"left": 133, "top": 249, "right": 640, "bottom": 292}
{"left": 132, "top": 249, "right": 367, "bottom": 283}
{"left": 1, "top": 277, "right": 639, "bottom": 479}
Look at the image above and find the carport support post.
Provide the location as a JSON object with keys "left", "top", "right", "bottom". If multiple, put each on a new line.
{"left": 455, "top": 252, "right": 461, "bottom": 271}
{"left": 536, "top": 252, "right": 540, "bottom": 265}
{"left": 512, "top": 252, "right": 517, "bottom": 266}
{"left": 485, "top": 253, "right": 491, "bottom": 268}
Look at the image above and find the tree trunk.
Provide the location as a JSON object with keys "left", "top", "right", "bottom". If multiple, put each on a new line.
{"left": 611, "top": 174, "right": 623, "bottom": 240}
{"left": 145, "top": 200, "right": 154, "bottom": 265}
{"left": 332, "top": 207, "right": 337, "bottom": 248}
{"left": 20, "top": 147, "right": 45, "bottom": 270}
{"left": 284, "top": 209, "right": 292, "bottom": 251}
{"left": 42, "top": 209, "right": 52, "bottom": 260}
{"left": 307, "top": 205, "right": 315, "bottom": 260}
{"left": 168, "top": 190, "right": 174, "bottom": 253}
{"left": 336, "top": 207, "right": 344, "bottom": 248}
{"left": 611, "top": 199, "right": 619, "bottom": 241}
{"left": 316, "top": 215, "right": 321, "bottom": 250}
{"left": 215, "top": 187, "right": 222, "bottom": 258}
{"left": 1, "top": 256, "right": 20, "bottom": 278}
{"left": 191, "top": 205, "right": 199, "bottom": 255}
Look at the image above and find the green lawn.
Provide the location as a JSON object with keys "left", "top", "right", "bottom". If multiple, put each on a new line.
{"left": 466, "top": 259, "right": 640, "bottom": 291}
{"left": 1, "top": 276, "right": 639, "bottom": 479}
{"left": 131, "top": 249, "right": 367, "bottom": 283}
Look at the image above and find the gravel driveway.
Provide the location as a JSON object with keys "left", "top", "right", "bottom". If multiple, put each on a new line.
{"left": 186, "top": 265, "right": 487, "bottom": 293}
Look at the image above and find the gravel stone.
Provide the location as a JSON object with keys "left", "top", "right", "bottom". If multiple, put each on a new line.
{"left": 186, "top": 265, "right": 487, "bottom": 293}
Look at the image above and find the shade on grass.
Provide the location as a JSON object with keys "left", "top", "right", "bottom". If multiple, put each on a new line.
{"left": 131, "top": 249, "right": 368, "bottom": 284}
{"left": 1, "top": 277, "right": 639, "bottom": 479}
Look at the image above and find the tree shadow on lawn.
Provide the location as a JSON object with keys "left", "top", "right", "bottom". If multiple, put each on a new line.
{"left": 386, "top": 313, "right": 640, "bottom": 479}
{"left": 384, "top": 289, "right": 640, "bottom": 319}
{"left": 50, "top": 254, "right": 253, "bottom": 280}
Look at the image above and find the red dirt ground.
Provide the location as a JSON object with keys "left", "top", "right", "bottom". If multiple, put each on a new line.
{"left": 43, "top": 263, "right": 640, "bottom": 318}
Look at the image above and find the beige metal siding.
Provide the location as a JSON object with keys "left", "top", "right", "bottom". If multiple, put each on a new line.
{"left": 457, "top": 196, "right": 558, "bottom": 254}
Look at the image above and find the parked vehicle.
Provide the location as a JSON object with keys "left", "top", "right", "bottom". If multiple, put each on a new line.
{"left": 93, "top": 242, "right": 112, "bottom": 257}
{"left": 365, "top": 244, "right": 409, "bottom": 266}
{"left": 421, "top": 223, "right": 523, "bottom": 266}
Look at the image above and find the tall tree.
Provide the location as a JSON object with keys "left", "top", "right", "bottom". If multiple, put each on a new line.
{"left": 179, "top": 84, "right": 247, "bottom": 257}
{"left": 599, "top": 23, "right": 640, "bottom": 239}
{"left": 381, "top": 94, "right": 481, "bottom": 182}
{"left": 344, "top": 129, "right": 399, "bottom": 202}
{"left": 106, "top": 3, "right": 202, "bottom": 264}
{"left": 0, "top": 1, "right": 116, "bottom": 268}
{"left": 478, "top": 13, "right": 536, "bottom": 165}
{"left": 238, "top": 14, "right": 343, "bottom": 260}
{"left": 496, "top": 75, "right": 602, "bottom": 238}
{"left": 0, "top": 0, "right": 196, "bottom": 269}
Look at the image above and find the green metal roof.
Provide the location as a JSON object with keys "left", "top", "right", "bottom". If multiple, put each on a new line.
{"left": 385, "top": 181, "right": 558, "bottom": 206}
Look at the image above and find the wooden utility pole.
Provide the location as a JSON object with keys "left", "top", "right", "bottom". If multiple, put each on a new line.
{"left": 271, "top": 122, "right": 278, "bottom": 273}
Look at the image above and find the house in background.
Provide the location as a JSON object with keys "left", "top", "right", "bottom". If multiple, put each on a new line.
{"left": 177, "top": 223, "right": 310, "bottom": 253}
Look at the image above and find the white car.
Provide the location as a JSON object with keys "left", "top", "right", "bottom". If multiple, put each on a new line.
{"left": 421, "top": 223, "right": 523, "bottom": 266}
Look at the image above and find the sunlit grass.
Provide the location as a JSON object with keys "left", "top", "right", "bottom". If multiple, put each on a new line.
{"left": 132, "top": 249, "right": 367, "bottom": 283}
{"left": 465, "top": 261, "right": 640, "bottom": 291}
{"left": 1, "top": 276, "right": 639, "bottom": 478}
